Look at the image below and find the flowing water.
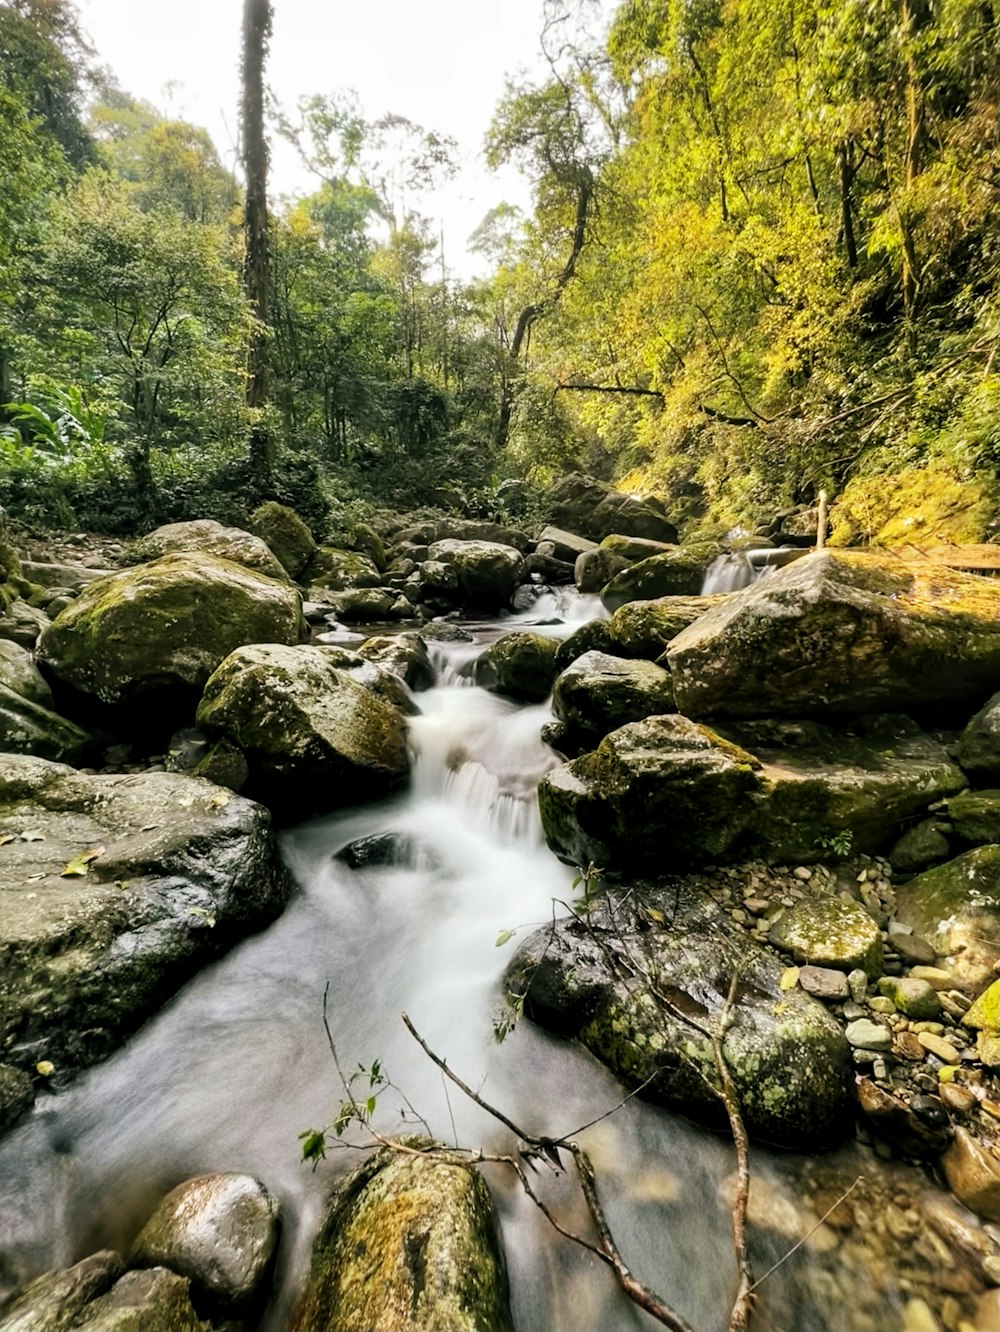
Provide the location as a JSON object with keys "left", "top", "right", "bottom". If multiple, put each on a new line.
{"left": 0, "top": 597, "right": 914, "bottom": 1331}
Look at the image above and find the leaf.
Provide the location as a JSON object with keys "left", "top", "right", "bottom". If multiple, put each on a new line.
{"left": 494, "top": 928, "right": 516, "bottom": 947}
{"left": 364, "top": 1095, "right": 377, "bottom": 1117}
{"left": 644, "top": 907, "right": 666, "bottom": 923}
{"left": 61, "top": 846, "right": 105, "bottom": 877}
{"left": 35, "top": 1060, "right": 55, "bottom": 1077}
{"left": 186, "top": 906, "right": 216, "bottom": 927}
{"left": 0, "top": 834, "right": 15, "bottom": 846}
{"left": 298, "top": 1128, "right": 327, "bottom": 1164}
{"left": 209, "top": 792, "right": 230, "bottom": 809}
{"left": 19, "top": 830, "right": 44, "bottom": 842}
{"left": 779, "top": 966, "right": 800, "bottom": 991}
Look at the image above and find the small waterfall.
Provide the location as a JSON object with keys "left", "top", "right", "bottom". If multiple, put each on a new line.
{"left": 701, "top": 551, "right": 755, "bottom": 594}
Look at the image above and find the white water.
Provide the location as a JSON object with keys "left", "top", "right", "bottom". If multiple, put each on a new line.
{"left": 0, "top": 605, "right": 907, "bottom": 1332}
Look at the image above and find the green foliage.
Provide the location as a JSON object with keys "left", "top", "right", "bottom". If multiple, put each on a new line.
{"left": 815, "top": 829, "right": 854, "bottom": 859}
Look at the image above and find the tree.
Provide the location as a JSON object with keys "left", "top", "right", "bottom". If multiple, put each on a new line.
{"left": 240, "top": 0, "right": 273, "bottom": 492}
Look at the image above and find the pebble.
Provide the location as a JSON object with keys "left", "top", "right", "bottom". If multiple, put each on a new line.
{"left": 895, "top": 1032, "right": 927, "bottom": 1061}
{"left": 902, "top": 1297, "right": 941, "bottom": 1331}
{"left": 794, "top": 866, "right": 812, "bottom": 881}
{"left": 743, "top": 897, "right": 770, "bottom": 915}
{"left": 869, "top": 997, "right": 897, "bottom": 1014}
{"left": 843, "top": 1001, "right": 866, "bottom": 1021}
{"left": 846, "top": 1018, "right": 893, "bottom": 1051}
{"left": 910, "top": 966, "right": 957, "bottom": 990}
{"left": 848, "top": 969, "right": 869, "bottom": 1003}
{"left": 918, "top": 1032, "right": 962, "bottom": 1064}
{"left": 940, "top": 1084, "right": 978, "bottom": 1114}
{"left": 798, "top": 965, "right": 850, "bottom": 1000}
{"left": 912, "top": 1022, "right": 945, "bottom": 1035}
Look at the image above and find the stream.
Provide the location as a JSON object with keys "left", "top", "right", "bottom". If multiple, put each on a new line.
{"left": 0, "top": 592, "right": 918, "bottom": 1331}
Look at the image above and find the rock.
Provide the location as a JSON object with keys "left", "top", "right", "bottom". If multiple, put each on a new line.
{"left": 894, "top": 847, "right": 1000, "bottom": 992}
{"left": 36, "top": 554, "right": 304, "bottom": 724}
{"left": 889, "top": 820, "right": 952, "bottom": 872}
{"left": 196, "top": 644, "right": 409, "bottom": 818}
{"left": 357, "top": 634, "right": 434, "bottom": 690}
{"left": 505, "top": 888, "right": 855, "bottom": 1148}
{"left": 878, "top": 977, "right": 942, "bottom": 1019}
{"left": 129, "top": 1173, "right": 280, "bottom": 1315}
{"left": 917, "top": 1032, "right": 961, "bottom": 1063}
{"left": 473, "top": 632, "right": 559, "bottom": 702}
{"left": 608, "top": 595, "right": 730, "bottom": 660}
{"left": 0, "top": 641, "right": 91, "bottom": 764}
{"left": 890, "top": 931, "right": 938, "bottom": 964}
{"left": 340, "top": 522, "right": 387, "bottom": 572}
{"left": 419, "top": 621, "right": 474, "bottom": 644}
{"left": 550, "top": 651, "right": 675, "bottom": 755}
{"left": 0, "top": 1062, "right": 33, "bottom": 1135}
{"left": 946, "top": 789, "right": 1000, "bottom": 844}
{"left": 962, "top": 978, "right": 999, "bottom": 1035}
{"left": 250, "top": 501, "right": 316, "bottom": 579}
{"left": 845, "top": 1018, "right": 892, "bottom": 1050}
{"left": 601, "top": 550, "right": 716, "bottom": 612}
{"left": 770, "top": 898, "right": 883, "bottom": 977}
{"left": 797, "top": 965, "right": 850, "bottom": 1000}
{"left": 75, "top": 1268, "right": 204, "bottom": 1332}
{"left": 534, "top": 526, "right": 597, "bottom": 563}
{"left": 393, "top": 518, "right": 529, "bottom": 553}
{"left": 600, "top": 534, "right": 681, "bottom": 562}
{"left": 857, "top": 1080, "right": 951, "bottom": 1157}
{"left": 0, "top": 1251, "right": 126, "bottom": 1332}
{"left": 130, "top": 519, "right": 289, "bottom": 582}
{"left": 0, "top": 599, "right": 49, "bottom": 650}
{"left": 542, "top": 473, "right": 678, "bottom": 543}
{"left": 426, "top": 540, "right": 525, "bottom": 610}
{"left": 19, "top": 561, "right": 111, "bottom": 591}
{"left": 0, "top": 755, "right": 290, "bottom": 1077}
{"left": 958, "top": 691, "right": 1000, "bottom": 782}
{"left": 972, "top": 1291, "right": 1000, "bottom": 1332}
{"left": 192, "top": 739, "right": 248, "bottom": 792}
{"left": 553, "top": 620, "right": 617, "bottom": 674}
{"left": 291, "top": 1141, "right": 512, "bottom": 1332}
{"left": 940, "top": 1127, "right": 1000, "bottom": 1220}
{"left": 573, "top": 546, "right": 631, "bottom": 593}
{"left": 328, "top": 587, "right": 402, "bottom": 621}
{"left": 666, "top": 550, "right": 1000, "bottom": 719}
{"left": 304, "top": 546, "right": 383, "bottom": 593}
{"left": 334, "top": 832, "right": 436, "bottom": 871}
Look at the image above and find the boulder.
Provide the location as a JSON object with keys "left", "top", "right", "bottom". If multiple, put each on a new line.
{"left": 506, "top": 888, "right": 855, "bottom": 1148}
{"left": 768, "top": 897, "right": 884, "bottom": 978}
{"left": 291, "top": 1142, "right": 512, "bottom": 1332}
{"left": 316, "top": 646, "right": 420, "bottom": 718}
{"left": 940, "top": 1128, "right": 1000, "bottom": 1221}
{"left": 888, "top": 819, "right": 952, "bottom": 872}
{"left": 426, "top": 540, "right": 525, "bottom": 610}
{"left": 20, "top": 560, "right": 111, "bottom": 591}
{"left": 893, "top": 846, "right": 1000, "bottom": 992}
{"left": 344, "top": 521, "right": 387, "bottom": 572}
{"left": 196, "top": 644, "right": 410, "bottom": 817}
{"left": 36, "top": 554, "right": 304, "bottom": 721}
{"left": 957, "top": 691, "right": 1000, "bottom": 781}
{"left": 393, "top": 519, "right": 530, "bottom": 553}
{"left": 553, "top": 620, "right": 617, "bottom": 674}
{"left": 0, "top": 1251, "right": 126, "bottom": 1332}
{"left": 0, "top": 641, "right": 91, "bottom": 764}
{"left": 0, "top": 1062, "right": 33, "bottom": 1136}
{"left": 75, "top": 1268, "right": 204, "bottom": 1332}
{"left": 599, "top": 534, "right": 681, "bottom": 562}
{"left": 357, "top": 634, "right": 435, "bottom": 690}
{"left": 328, "top": 588, "right": 406, "bottom": 621}
{"left": 946, "top": 789, "right": 1000, "bottom": 843}
{"left": 129, "top": 1173, "right": 280, "bottom": 1315}
{"left": 667, "top": 551, "right": 1000, "bottom": 719}
{"left": 601, "top": 550, "right": 716, "bottom": 611}
{"left": 249, "top": 501, "right": 316, "bottom": 578}
{"left": 0, "top": 599, "right": 49, "bottom": 650}
{"left": 543, "top": 473, "right": 678, "bottom": 543}
{"left": 573, "top": 547, "right": 630, "bottom": 594}
{"left": 0, "top": 755, "right": 290, "bottom": 1078}
{"left": 551, "top": 651, "right": 676, "bottom": 755}
{"left": 130, "top": 519, "right": 289, "bottom": 582}
{"left": 608, "top": 595, "right": 729, "bottom": 660}
{"left": 303, "top": 546, "right": 382, "bottom": 593}
{"left": 534, "top": 525, "right": 597, "bottom": 563}
{"left": 473, "top": 632, "right": 559, "bottom": 702}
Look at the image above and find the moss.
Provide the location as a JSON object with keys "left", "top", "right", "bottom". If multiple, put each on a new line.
{"left": 829, "top": 463, "right": 998, "bottom": 547}
{"left": 250, "top": 501, "right": 316, "bottom": 579}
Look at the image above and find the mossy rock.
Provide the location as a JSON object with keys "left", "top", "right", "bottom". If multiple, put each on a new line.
{"left": 0, "top": 640, "right": 92, "bottom": 763}
{"left": 0, "top": 1062, "right": 33, "bottom": 1136}
{"left": 945, "top": 788, "right": 1000, "bottom": 843}
{"left": 303, "top": 546, "right": 382, "bottom": 593}
{"left": 473, "top": 631, "right": 559, "bottom": 702}
{"left": 426, "top": 540, "right": 525, "bottom": 610}
{"left": 599, "top": 533, "right": 679, "bottom": 561}
{"left": 553, "top": 619, "right": 617, "bottom": 673}
{"left": 75, "top": 1269, "right": 204, "bottom": 1332}
{"left": 769, "top": 897, "right": 884, "bottom": 978}
{"left": 291, "top": 1141, "right": 512, "bottom": 1332}
{"left": 957, "top": 691, "right": 1000, "bottom": 782}
{"left": 506, "top": 888, "right": 855, "bottom": 1149}
{"left": 551, "top": 650, "right": 676, "bottom": 754}
{"left": 573, "top": 546, "right": 630, "bottom": 593}
{"left": 601, "top": 549, "right": 716, "bottom": 612}
{"left": 828, "top": 463, "right": 998, "bottom": 547}
{"left": 250, "top": 501, "right": 316, "bottom": 579}
{"left": 357, "top": 634, "right": 434, "bottom": 691}
{"left": 130, "top": 519, "right": 289, "bottom": 581}
{"left": 893, "top": 846, "right": 1000, "bottom": 992}
{"left": 543, "top": 473, "right": 678, "bottom": 543}
{"left": 609, "top": 595, "right": 729, "bottom": 660}
{"left": 0, "top": 1251, "right": 126, "bottom": 1332}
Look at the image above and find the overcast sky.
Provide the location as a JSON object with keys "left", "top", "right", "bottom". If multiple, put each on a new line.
{"left": 74, "top": 0, "right": 611, "bottom": 276}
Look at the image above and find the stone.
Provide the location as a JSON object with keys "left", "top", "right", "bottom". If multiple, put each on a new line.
{"left": 19, "top": 560, "right": 111, "bottom": 591}
{"left": 845, "top": 1019, "right": 893, "bottom": 1051}
{"left": 473, "top": 632, "right": 560, "bottom": 702}
{"left": 890, "top": 931, "right": 938, "bottom": 965}
{"left": 962, "top": 979, "right": 999, "bottom": 1034}
{"left": 910, "top": 966, "right": 958, "bottom": 989}
{"left": 868, "top": 996, "right": 896, "bottom": 1013}
{"left": 196, "top": 644, "right": 410, "bottom": 818}
{"left": 0, "top": 755, "right": 290, "bottom": 1077}
{"left": 392, "top": 518, "right": 529, "bottom": 553}
{"left": 534, "top": 526, "right": 597, "bottom": 563}
{"left": 917, "top": 1032, "right": 961, "bottom": 1063}
{"left": 328, "top": 587, "right": 401, "bottom": 621}
{"left": 553, "top": 619, "right": 617, "bottom": 674}
{"left": 550, "top": 650, "right": 675, "bottom": 755}
{"left": 0, "top": 1251, "right": 126, "bottom": 1332}
{"left": 600, "top": 534, "right": 682, "bottom": 562}
{"left": 878, "top": 977, "right": 942, "bottom": 1020}
{"left": 0, "top": 599, "right": 49, "bottom": 651}
{"left": 249, "top": 501, "right": 316, "bottom": 579}
{"left": 958, "top": 691, "right": 1000, "bottom": 782}
{"left": 130, "top": 518, "right": 289, "bottom": 581}
{"left": 129, "top": 1173, "right": 280, "bottom": 1314}
{"left": 505, "top": 887, "right": 855, "bottom": 1149}
{"left": 857, "top": 1080, "right": 951, "bottom": 1157}
{"left": 608, "top": 595, "right": 729, "bottom": 660}
{"left": 769, "top": 898, "right": 884, "bottom": 978}
{"left": 900, "top": 1297, "right": 940, "bottom": 1332}
{"left": 357, "top": 634, "right": 434, "bottom": 691}
{"left": 574, "top": 546, "right": 631, "bottom": 593}
{"left": 946, "top": 789, "right": 1000, "bottom": 844}
{"left": 74, "top": 1268, "right": 203, "bottom": 1332}
{"left": 894, "top": 847, "right": 1000, "bottom": 992}
{"left": 0, "top": 641, "right": 91, "bottom": 764}
{"left": 889, "top": 820, "right": 952, "bottom": 873}
{"left": 601, "top": 549, "right": 716, "bottom": 611}
{"left": 542, "top": 473, "right": 677, "bottom": 544}
{"left": 290, "top": 1141, "right": 512, "bottom": 1332}
{"left": 303, "top": 546, "right": 383, "bottom": 593}
{"left": 797, "top": 965, "right": 850, "bottom": 1000}
{"left": 940, "top": 1127, "right": 1000, "bottom": 1220}
{"left": 848, "top": 969, "right": 869, "bottom": 1002}
{"left": 192, "top": 739, "right": 249, "bottom": 793}
{"left": 972, "top": 1290, "right": 1000, "bottom": 1332}
{"left": 426, "top": 540, "right": 525, "bottom": 610}
{"left": 666, "top": 550, "right": 1000, "bottom": 719}
{"left": 0, "top": 1062, "right": 33, "bottom": 1135}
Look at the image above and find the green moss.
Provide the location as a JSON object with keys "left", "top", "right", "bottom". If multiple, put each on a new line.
{"left": 829, "top": 463, "right": 998, "bottom": 547}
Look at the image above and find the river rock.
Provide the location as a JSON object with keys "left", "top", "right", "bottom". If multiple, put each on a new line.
{"left": 393, "top": 518, "right": 529, "bottom": 553}
{"left": 196, "top": 644, "right": 409, "bottom": 817}
{"left": 797, "top": 965, "right": 850, "bottom": 1000}
{"left": 845, "top": 1017, "right": 892, "bottom": 1050}
{"left": 945, "top": 789, "right": 1000, "bottom": 844}
{"left": 608, "top": 595, "right": 729, "bottom": 660}
{"left": 328, "top": 587, "right": 404, "bottom": 621}
{"left": 889, "top": 819, "right": 952, "bottom": 872}
{"left": 357, "top": 634, "right": 434, "bottom": 690}
{"left": 940, "top": 1127, "right": 1000, "bottom": 1220}
{"left": 573, "top": 546, "right": 630, "bottom": 594}
{"left": 666, "top": 550, "right": 1000, "bottom": 719}
{"left": 534, "top": 526, "right": 596, "bottom": 563}
{"left": 601, "top": 550, "right": 716, "bottom": 611}
{"left": 551, "top": 651, "right": 676, "bottom": 755}
{"left": 0, "top": 755, "right": 290, "bottom": 1078}
{"left": 75, "top": 1268, "right": 204, "bottom": 1332}
{"left": 0, "top": 1251, "right": 126, "bottom": 1332}
{"left": 893, "top": 846, "right": 1000, "bottom": 992}
{"left": 542, "top": 473, "right": 678, "bottom": 543}
{"left": 957, "top": 691, "right": 1000, "bottom": 782}
{"left": 856, "top": 1080, "right": 951, "bottom": 1158}
{"left": 877, "top": 977, "right": 942, "bottom": 1019}
{"left": 250, "top": 501, "right": 316, "bottom": 579}
{"left": 291, "top": 1141, "right": 512, "bottom": 1332}
{"left": 36, "top": 554, "right": 305, "bottom": 722}
{"left": 130, "top": 519, "right": 289, "bottom": 582}
{"left": 553, "top": 620, "right": 617, "bottom": 673}
{"left": 600, "top": 534, "right": 681, "bottom": 562}
{"left": 769, "top": 898, "right": 883, "bottom": 978}
{"left": 473, "top": 632, "right": 559, "bottom": 702}
{"left": 0, "top": 599, "right": 49, "bottom": 650}
{"left": 19, "top": 560, "right": 111, "bottom": 592}
{"left": 0, "top": 1063, "right": 33, "bottom": 1135}
{"left": 129, "top": 1173, "right": 280, "bottom": 1314}
{"left": 303, "top": 546, "right": 383, "bottom": 593}
{"left": 506, "top": 888, "right": 854, "bottom": 1148}
{"left": 0, "top": 641, "right": 91, "bottom": 764}
{"left": 426, "top": 540, "right": 525, "bottom": 610}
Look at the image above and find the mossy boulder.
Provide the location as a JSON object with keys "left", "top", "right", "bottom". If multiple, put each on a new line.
{"left": 608, "top": 595, "right": 729, "bottom": 660}
{"left": 393, "top": 518, "right": 530, "bottom": 552}
{"left": 506, "top": 888, "right": 855, "bottom": 1149}
{"left": 957, "top": 691, "right": 1000, "bottom": 782}
{"left": 473, "top": 631, "right": 560, "bottom": 701}
{"left": 303, "top": 546, "right": 383, "bottom": 593}
{"left": 196, "top": 644, "right": 410, "bottom": 817}
{"left": 357, "top": 634, "right": 435, "bottom": 690}
{"left": 0, "top": 641, "right": 91, "bottom": 764}
{"left": 250, "top": 501, "right": 316, "bottom": 578}
{"left": 291, "top": 1142, "right": 512, "bottom": 1332}
{"left": 573, "top": 546, "right": 631, "bottom": 593}
{"left": 600, "top": 533, "right": 680, "bottom": 561}
{"left": 828, "top": 463, "right": 997, "bottom": 548}
{"left": 601, "top": 549, "right": 716, "bottom": 612}
{"left": 426, "top": 539, "right": 525, "bottom": 610}
{"left": 769, "top": 897, "right": 884, "bottom": 978}
{"left": 553, "top": 619, "right": 617, "bottom": 673}
{"left": 893, "top": 846, "right": 1000, "bottom": 992}
{"left": 130, "top": 519, "right": 289, "bottom": 582}
{"left": 0, "top": 598, "right": 50, "bottom": 650}
{"left": 0, "top": 1251, "right": 126, "bottom": 1332}
{"left": 552, "top": 651, "right": 676, "bottom": 755}
{"left": 667, "top": 550, "right": 1000, "bottom": 719}
{"left": 75, "top": 1269, "right": 204, "bottom": 1332}
{"left": 543, "top": 473, "right": 678, "bottom": 543}
{"left": 0, "top": 755, "right": 290, "bottom": 1081}
{"left": 534, "top": 525, "right": 597, "bottom": 563}
{"left": 945, "top": 788, "right": 1000, "bottom": 843}
{"left": 329, "top": 587, "right": 406, "bottom": 621}
{"left": 36, "top": 554, "right": 305, "bottom": 721}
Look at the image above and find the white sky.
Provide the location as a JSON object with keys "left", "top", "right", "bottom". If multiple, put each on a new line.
{"left": 74, "top": 0, "right": 612, "bottom": 277}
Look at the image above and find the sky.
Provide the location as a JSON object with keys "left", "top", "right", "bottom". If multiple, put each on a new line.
{"left": 73, "top": 0, "right": 611, "bottom": 277}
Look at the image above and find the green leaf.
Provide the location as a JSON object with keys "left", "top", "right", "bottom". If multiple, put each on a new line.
{"left": 61, "top": 846, "right": 104, "bottom": 877}
{"left": 186, "top": 906, "right": 216, "bottom": 927}
{"left": 494, "top": 928, "right": 516, "bottom": 947}
{"left": 298, "top": 1128, "right": 327, "bottom": 1163}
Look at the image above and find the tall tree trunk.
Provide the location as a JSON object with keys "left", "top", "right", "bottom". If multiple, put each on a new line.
{"left": 241, "top": 0, "right": 274, "bottom": 492}
{"left": 837, "top": 139, "right": 858, "bottom": 269}
{"left": 899, "top": 0, "right": 931, "bottom": 357}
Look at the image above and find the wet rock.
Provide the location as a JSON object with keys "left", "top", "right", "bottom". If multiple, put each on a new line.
{"left": 534, "top": 526, "right": 597, "bottom": 564}
{"left": 769, "top": 898, "right": 883, "bottom": 977}
{"left": 600, "top": 534, "right": 682, "bottom": 562}
{"left": 505, "top": 887, "right": 854, "bottom": 1149}
{"left": 291, "top": 1141, "right": 511, "bottom": 1332}
{"left": 553, "top": 620, "right": 617, "bottom": 674}
{"left": 130, "top": 519, "right": 289, "bottom": 582}
{"left": 75, "top": 1267, "right": 204, "bottom": 1332}
{"left": 946, "top": 789, "right": 1000, "bottom": 844}
{"left": 857, "top": 1080, "right": 951, "bottom": 1157}
{"left": 0, "top": 600, "right": 49, "bottom": 651}
{"left": 0, "top": 1062, "right": 33, "bottom": 1135}
{"left": 940, "top": 1127, "right": 1000, "bottom": 1220}
{"left": 889, "top": 820, "right": 952, "bottom": 873}
{"left": 894, "top": 847, "right": 1000, "bottom": 992}
{"left": 878, "top": 977, "right": 941, "bottom": 1020}
{"left": 357, "top": 634, "right": 434, "bottom": 691}
{"left": 129, "top": 1173, "right": 280, "bottom": 1315}
{"left": 797, "top": 965, "right": 850, "bottom": 1000}
{"left": 551, "top": 651, "right": 675, "bottom": 755}
{"left": 425, "top": 540, "right": 525, "bottom": 610}
{"left": 542, "top": 473, "right": 677, "bottom": 544}
{"left": 666, "top": 550, "right": 1000, "bottom": 719}
{"left": 335, "top": 833, "right": 437, "bottom": 871}
{"left": 192, "top": 739, "right": 249, "bottom": 792}
{"left": 601, "top": 549, "right": 715, "bottom": 611}
{"left": 845, "top": 1019, "right": 893, "bottom": 1051}
{"left": 303, "top": 546, "right": 383, "bottom": 594}
{"left": 0, "top": 641, "right": 91, "bottom": 764}
{"left": 473, "top": 632, "right": 559, "bottom": 702}
{"left": 608, "top": 595, "right": 729, "bottom": 660}
{"left": 958, "top": 691, "right": 1000, "bottom": 782}
{"left": 0, "top": 755, "right": 290, "bottom": 1078}
{"left": 0, "top": 1251, "right": 126, "bottom": 1332}
{"left": 250, "top": 502, "right": 317, "bottom": 579}
{"left": 573, "top": 546, "right": 630, "bottom": 594}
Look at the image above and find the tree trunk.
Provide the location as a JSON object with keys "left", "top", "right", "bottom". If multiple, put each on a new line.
{"left": 241, "top": 0, "right": 274, "bottom": 492}
{"left": 899, "top": 0, "right": 931, "bottom": 357}
{"left": 837, "top": 139, "right": 858, "bottom": 269}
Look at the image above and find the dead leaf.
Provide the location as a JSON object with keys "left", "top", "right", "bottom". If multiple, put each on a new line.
{"left": 779, "top": 966, "right": 800, "bottom": 992}
{"left": 60, "top": 845, "right": 106, "bottom": 878}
